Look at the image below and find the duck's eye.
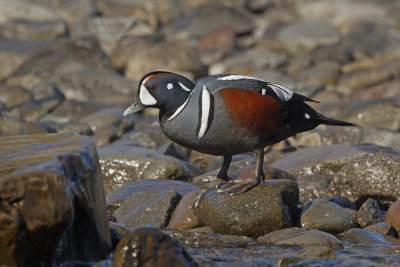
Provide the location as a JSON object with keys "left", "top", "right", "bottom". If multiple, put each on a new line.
{"left": 167, "top": 83, "right": 174, "bottom": 90}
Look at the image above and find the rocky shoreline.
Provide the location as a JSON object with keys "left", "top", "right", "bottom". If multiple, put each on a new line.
{"left": 1, "top": 0, "right": 400, "bottom": 266}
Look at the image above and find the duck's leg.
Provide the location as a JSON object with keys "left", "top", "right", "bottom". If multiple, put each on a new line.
{"left": 218, "top": 149, "right": 264, "bottom": 196}
{"left": 191, "top": 155, "right": 232, "bottom": 208}
{"left": 216, "top": 154, "right": 233, "bottom": 182}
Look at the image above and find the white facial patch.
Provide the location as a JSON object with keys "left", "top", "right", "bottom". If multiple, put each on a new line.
{"left": 178, "top": 82, "right": 191, "bottom": 92}
{"left": 217, "top": 75, "right": 264, "bottom": 82}
{"left": 139, "top": 84, "right": 157, "bottom": 105}
{"left": 167, "top": 83, "right": 173, "bottom": 90}
{"left": 305, "top": 113, "right": 310, "bottom": 119}
{"left": 198, "top": 86, "right": 211, "bottom": 139}
{"left": 261, "top": 89, "right": 266, "bottom": 95}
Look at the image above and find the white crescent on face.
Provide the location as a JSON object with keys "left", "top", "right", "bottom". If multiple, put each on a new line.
{"left": 139, "top": 84, "right": 157, "bottom": 105}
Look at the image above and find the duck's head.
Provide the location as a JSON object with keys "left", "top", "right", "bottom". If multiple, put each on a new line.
{"left": 123, "top": 71, "right": 195, "bottom": 116}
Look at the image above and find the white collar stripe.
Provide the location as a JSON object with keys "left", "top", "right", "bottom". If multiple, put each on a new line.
{"left": 167, "top": 88, "right": 196, "bottom": 121}
{"left": 178, "top": 82, "right": 191, "bottom": 92}
{"left": 198, "top": 86, "right": 211, "bottom": 139}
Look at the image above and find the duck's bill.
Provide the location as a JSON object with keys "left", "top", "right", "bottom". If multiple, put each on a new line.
{"left": 123, "top": 100, "right": 145, "bottom": 116}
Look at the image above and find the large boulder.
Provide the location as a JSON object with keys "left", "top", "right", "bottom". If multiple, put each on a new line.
{"left": 98, "top": 145, "right": 193, "bottom": 193}
{"left": 327, "top": 152, "right": 400, "bottom": 208}
{"left": 0, "top": 134, "right": 111, "bottom": 266}
{"left": 193, "top": 179, "right": 299, "bottom": 237}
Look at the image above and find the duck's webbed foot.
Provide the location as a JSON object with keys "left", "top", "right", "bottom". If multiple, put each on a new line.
{"left": 218, "top": 148, "right": 265, "bottom": 196}
{"left": 190, "top": 178, "right": 230, "bottom": 208}
{"left": 217, "top": 174, "right": 263, "bottom": 196}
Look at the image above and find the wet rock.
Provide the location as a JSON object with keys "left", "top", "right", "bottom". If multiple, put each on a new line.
{"left": 41, "top": 100, "right": 106, "bottom": 124}
{"left": 167, "top": 191, "right": 202, "bottom": 231}
{"left": 360, "top": 126, "right": 400, "bottom": 152}
{"left": 257, "top": 227, "right": 307, "bottom": 242}
{"left": 350, "top": 78, "right": 400, "bottom": 101}
{"left": 125, "top": 39, "right": 206, "bottom": 81}
{"left": 0, "top": 84, "right": 32, "bottom": 108}
{"left": 344, "top": 208, "right": 358, "bottom": 224}
{"left": 298, "top": 246, "right": 336, "bottom": 258}
{"left": 96, "top": 0, "right": 180, "bottom": 28}
{"left": 92, "top": 126, "right": 119, "bottom": 147}
{"left": 297, "top": 174, "right": 329, "bottom": 204}
{"left": 0, "top": 0, "right": 61, "bottom": 23}
{"left": 0, "top": 39, "right": 57, "bottom": 81}
{"left": 338, "top": 65, "right": 393, "bottom": 92}
{"left": 295, "top": 61, "right": 340, "bottom": 86}
{"left": 365, "top": 222, "right": 398, "bottom": 238}
{"left": 278, "top": 20, "right": 339, "bottom": 55}
{"left": 318, "top": 125, "right": 363, "bottom": 146}
{"left": 209, "top": 49, "right": 287, "bottom": 76}
{"left": 386, "top": 199, "right": 400, "bottom": 234}
{"left": 192, "top": 156, "right": 295, "bottom": 188}
{"left": 80, "top": 108, "right": 134, "bottom": 136}
{"left": 99, "top": 145, "right": 193, "bottom": 193}
{"left": 0, "top": 112, "right": 47, "bottom": 136}
{"left": 301, "top": 199, "right": 356, "bottom": 234}
{"left": 173, "top": 3, "right": 254, "bottom": 38}
{"left": 107, "top": 179, "right": 199, "bottom": 207}
{"left": 344, "top": 228, "right": 400, "bottom": 246}
{"left": 72, "top": 17, "right": 153, "bottom": 56}
{"left": 271, "top": 144, "right": 371, "bottom": 177}
{"left": 296, "top": 0, "right": 387, "bottom": 34}
{"left": 6, "top": 37, "right": 113, "bottom": 89}
{"left": 196, "top": 26, "right": 236, "bottom": 65}
{"left": 340, "top": 98, "right": 400, "bottom": 131}
{"left": 169, "top": 228, "right": 253, "bottom": 249}
{"left": 341, "top": 22, "right": 400, "bottom": 60}
{"left": 0, "top": 134, "right": 111, "bottom": 266}
{"left": 0, "top": 19, "right": 66, "bottom": 40}
{"left": 113, "top": 226, "right": 196, "bottom": 267}
{"left": 122, "top": 127, "right": 171, "bottom": 150}
{"left": 53, "top": 70, "right": 137, "bottom": 105}
{"left": 193, "top": 179, "right": 299, "bottom": 238}
{"left": 326, "top": 197, "right": 356, "bottom": 210}
{"left": 28, "top": 0, "right": 96, "bottom": 28}
{"left": 110, "top": 35, "right": 155, "bottom": 70}
{"left": 114, "top": 190, "right": 181, "bottom": 228}
{"left": 188, "top": 150, "right": 220, "bottom": 171}
{"left": 55, "top": 122, "right": 93, "bottom": 135}
{"left": 357, "top": 198, "right": 385, "bottom": 228}
{"left": 258, "top": 228, "right": 343, "bottom": 250}
{"left": 327, "top": 152, "right": 400, "bottom": 209}
{"left": 8, "top": 83, "right": 65, "bottom": 122}
{"left": 7, "top": 101, "right": 50, "bottom": 122}
{"left": 245, "top": 0, "right": 275, "bottom": 12}
{"left": 157, "top": 142, "right": 188, "bottom": 161}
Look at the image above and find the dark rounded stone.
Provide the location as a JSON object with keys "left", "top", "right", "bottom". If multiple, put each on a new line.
{"left": 357, "top": 198, "right": 385, "bottom": 228}
{"left": 113, "top": 226, "right": 196, "bottom": 267}
{"left": 301, "top": 199, "right": 356, "bottom": 234}
{"left": 193, "top": 179, "right": 299, "bottom": 238}
{"left": 326, "top": 197, "right": 356, "bottom": 210}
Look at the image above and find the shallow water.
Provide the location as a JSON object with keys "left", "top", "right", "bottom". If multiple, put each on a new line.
{"left": 169, "top": 231, "right": 400, "bottom": 266}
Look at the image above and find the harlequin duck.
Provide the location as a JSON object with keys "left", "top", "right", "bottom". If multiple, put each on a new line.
{"left": 124, "top": 71, "right": 356, "bottom": 207}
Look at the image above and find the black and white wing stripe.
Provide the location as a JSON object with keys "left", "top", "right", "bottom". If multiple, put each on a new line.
{"left": 216, "top": 74, "right": 294, "bottom": 102}
{"left": 265, "top": 82, "right": 293, "bottom": 102}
